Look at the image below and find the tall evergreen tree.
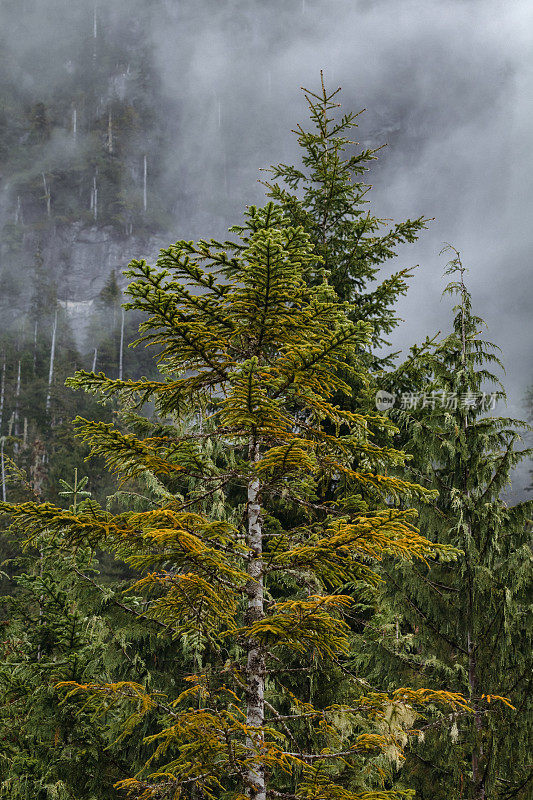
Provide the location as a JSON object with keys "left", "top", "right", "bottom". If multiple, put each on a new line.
{"left": 0, "top": 543, "right": 122, "bottom": 800}
{"left": 263, "top": 73, "right": 428, "bottom": 364}
{"left": 373, "top": 249, "right": 533, "bottom": 800}
{"left": 1, "top": 205, "right": 465, "bottom": 800}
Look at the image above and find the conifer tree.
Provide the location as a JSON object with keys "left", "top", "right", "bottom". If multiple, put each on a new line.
{"left": 0, "top": 544, "right": 119, "bottom": 799}
{"left": 263, "top": 74, "right": 428, "bottom": 363}
{"left": 373, "top": 249, "right": 533, "bottom": 800}
{"left": 1, "top": 205, "right": 466, "bottom": 800}
{"left": 0, "top": 467, "right": 193, "bottom": 800}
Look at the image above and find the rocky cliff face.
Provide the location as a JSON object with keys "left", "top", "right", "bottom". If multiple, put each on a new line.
{"left": 0, "top": 192, "right": 165, "bottom": 348}
{"left": 42, "top": 223, "right": 166, "bottom": 347}
{"left": 37, "top": 224, "right": 164, "bottom": 302}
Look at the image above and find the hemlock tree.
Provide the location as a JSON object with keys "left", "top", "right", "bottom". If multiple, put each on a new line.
{"left": 0, "top": 543, "right": 123, "bottom": 800}
{"left": 0, "top": 205, "right": 466, "bottom": 800}
{"left": 263, "top": 74, "right": 428, "bottom": 364}
{"left": 376, "top": 250, "right": 533, "bottom": 800}
{"left": 0, "top": 463, "right": 216, "bottom": 800}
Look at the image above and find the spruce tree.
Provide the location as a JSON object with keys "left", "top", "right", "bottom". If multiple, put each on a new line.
{"left": 1, "top": 205, "right": 465, "bottom": 800}
{"left": 374, "top": 249, "right": 533, "bottom": 800}
{"left": 263, "top": 73, "right": 428, "bottom": 363}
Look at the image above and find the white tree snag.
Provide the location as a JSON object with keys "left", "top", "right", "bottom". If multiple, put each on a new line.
{"left": 0, "top": 353, "right": 5, "bottom": 433}
{"left": 0, "top": 355, "right": 5, "bottom": 503}
{"left": 13, "top": 359, "right": 21, "bottom": 452}
{"left": 33, "top": 321, "right": 38, "bottom": 374}
{"left": 14, "top": 359, "right": 21, "bottom": 436}
{"left": 46, "top": 309, "right": 58, "bottom": 412}
{"left": 42, "top": 173, "right": 51, "bottom": 218}
{"left": 0, "top": 438, "right": 5, "bottom": 503}
{"left": 143, "top": 154, "right": 148, "bottom": 212}
{"left": 15, "top": 195, "right": 22, "bottom": 224}
{"left": 107, "top": 107, "right": 113, "bottom": 153}
{"left": 92, "top": 175, "right": 98, "bottom": 221}
{"left": 118, "top": 307, "right": 125, "bottom": 379}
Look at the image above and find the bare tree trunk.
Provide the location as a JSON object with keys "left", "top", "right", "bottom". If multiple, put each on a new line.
{"left": 107, "top": 107, "right": 113, "bottom": 153}
{"left": 15, "top": 195, "right": 22, "bottom": 224}
{"left": 72, "top": 106, "right": 77, "bottom": 140}
{"left": 245, "top": 438, "right": 266, "bottom": 800}
{"left": 33, "top": 321, "right": 38, "bottom": 374}
{"left": 118, "top": 307, "right": 125, "bottom": 379}
{"left": 13, "top": 359, "right": 21, "bottom": 453}
{"left": 0, "top": 354, "right": 6, "bottom": 502}
{"left": 42, "top": 173, "right": 51, "bottom": 218}
{"left": 0, "top": 353, "right": 5, "bottom": 433}
{"left": 14, "top": 359, "right": 21, "bottom": 437}
{"left": 0, "top": 438, "right": 5, "bottom": 502}
{"left": 46, "top": 309, "right": 58, "bottom": 412}
{"left": 143, "top": 154, "right": 147, "bottom": 212}
{"left": 92, "top": 175, "right": 98, "bottom": 221}
{"left": 0, "top": 354, "right": 7, "bottom": 501}
{"left": 92, "top": 347, "right": 98, "bottom": 372}
{"left": 93, "top": 1, "right": 98, "bottom": 65}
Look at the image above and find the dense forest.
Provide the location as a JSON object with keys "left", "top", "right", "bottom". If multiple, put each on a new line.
{"left": 0, "top": 3, "right": 531, "bottom": 800}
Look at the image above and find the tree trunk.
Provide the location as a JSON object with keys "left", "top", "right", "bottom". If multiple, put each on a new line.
{"left": 14, "top": 359, "right": 21, "bottom": 438}
{"left": 92, "top": 175, "right": 98, "bottom": 221}
{"left": 246, "top": 438, "right": 266, "bottom": 800}
{"left": 119, "top": 308, "right": 125, "bottom": 379}
{"left": 468, "top": 629, "right": 486, "bottom": 799}
{"left": 143, "top": 154, "right": 148, "bottom": 212}
{"left": 0, "top": 353, "right": 5, "bottom": 433}
{"left": 107, "top": 107, "right": 113, "bottom": 153}
{"left": 0, "top": 356, "right": 5, "bottom": 500}
{"left": 33, "top": 321, "right": 38, "bottom": 374}
{"left": 42, "top": 172, "right": 51, "bottom": 218}
{"left": 46, "top": 309, "right": 58, "bottom": 412}
{"left": 0, "top": 438, "right": 6, "bottom": 502}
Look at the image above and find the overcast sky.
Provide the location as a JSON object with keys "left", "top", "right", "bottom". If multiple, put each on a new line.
{"left": 151, "top": 0, "right": 532, "bottom": 427}
{"left": 158, "top": 0, "right": 533, "bottom": 497}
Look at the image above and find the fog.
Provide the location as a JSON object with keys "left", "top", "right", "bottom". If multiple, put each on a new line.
{"left": 1, "top": 0, "right": 531, "bottom": 491}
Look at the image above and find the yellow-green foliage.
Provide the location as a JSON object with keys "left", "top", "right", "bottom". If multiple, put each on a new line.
{"left": 0, "top": 204, "right": 465, "bottom": 800}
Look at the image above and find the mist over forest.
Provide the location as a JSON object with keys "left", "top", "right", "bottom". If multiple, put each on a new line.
{"left": 1, "top": 2, "right": 531, "bottom": 363}
{"left": 1, "top": 0, "right": 531, "bottom": 448}
{"left": 0, "top": 3, "right": 531, "bottom": 799}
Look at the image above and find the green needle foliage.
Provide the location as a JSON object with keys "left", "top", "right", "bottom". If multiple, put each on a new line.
{"left": 0, "top": 542, "right": 122, "bottom": 800}
{"left": 0, "top": 469, "right": 207, "bottom": 800}
{"left": 263, "top": 73, "right": 429, "bottom": 363}
{"left": 1, "top": 205, "right": 466, "bottom": 800}
{"left": 376, "top": 248, "right": 533, "bottom": 800}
